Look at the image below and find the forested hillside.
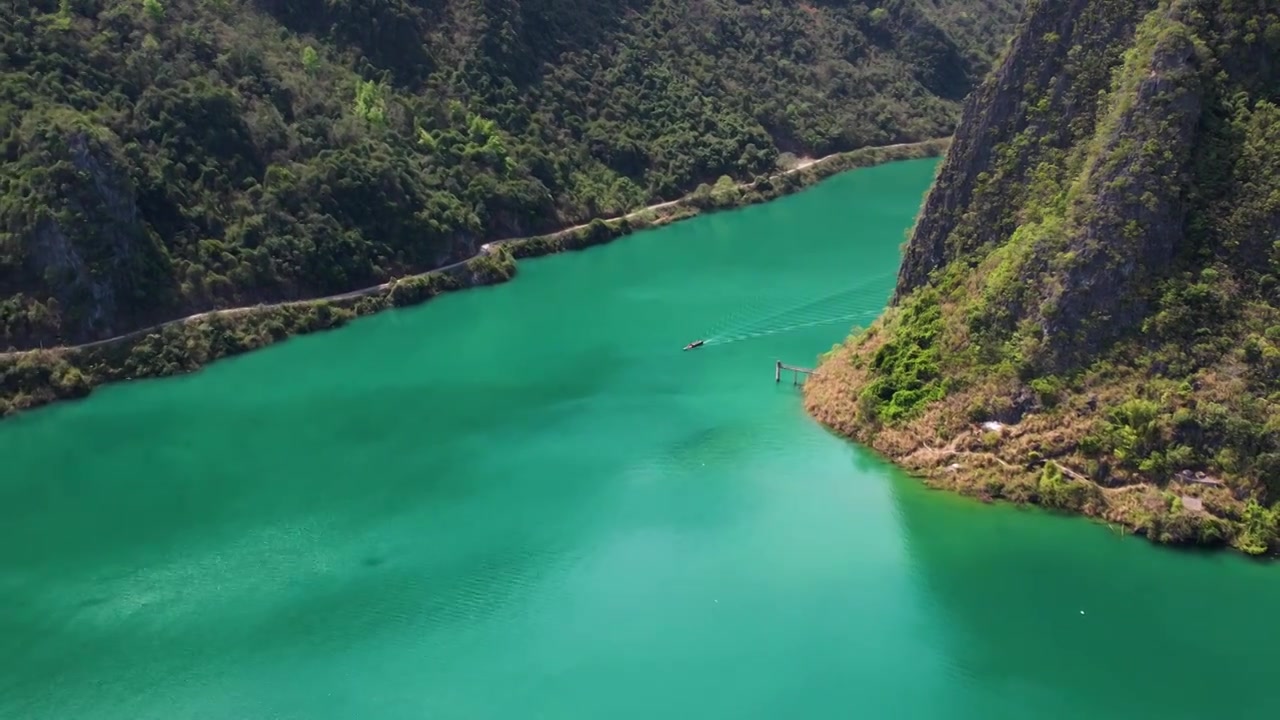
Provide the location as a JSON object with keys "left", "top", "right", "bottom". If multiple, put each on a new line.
{"left": 807, "top": 0, "right": 1280, "bottom": 553}
{"left": 1, "top": 0, "right": 1021, "bottom": 350}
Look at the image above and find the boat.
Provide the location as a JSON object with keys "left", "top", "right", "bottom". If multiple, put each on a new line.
{"left": 683, "top": 340, "right": 705, "bottom": 351}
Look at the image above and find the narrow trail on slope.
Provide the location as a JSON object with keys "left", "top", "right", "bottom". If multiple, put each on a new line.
{"left": 3, "top": 141, "right": 936, "bottom": 359}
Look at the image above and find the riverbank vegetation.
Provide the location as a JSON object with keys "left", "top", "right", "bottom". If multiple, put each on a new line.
{"left": 2, "top": 0, "right": 1021, "bottom": 354}
{"left": 1, "top": 139, "right": 946, "bottom": 417}
{"left": 806, "top": 0, "right": 1280, "bottom": 556}
{"left": 0, "top": 246, "right": 516, "bottom": 415}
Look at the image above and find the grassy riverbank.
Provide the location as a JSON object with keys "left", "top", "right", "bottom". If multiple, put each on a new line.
{"left": 805, "top": 332, "right": 1280, "bottom": 557}
{"left": 0, "top": 139, "right": 947, "bottom": 418}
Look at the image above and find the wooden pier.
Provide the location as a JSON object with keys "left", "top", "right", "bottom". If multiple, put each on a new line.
{"left": 775, "top": 360, "right": 814, "bottom": 385}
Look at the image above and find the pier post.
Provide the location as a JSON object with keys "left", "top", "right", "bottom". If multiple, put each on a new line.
{"left": 774, "top": 362, "right": 814, "bottom": 385}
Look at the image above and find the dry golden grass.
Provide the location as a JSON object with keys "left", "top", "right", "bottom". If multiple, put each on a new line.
{"left": 804, "top": 326, "right": 1259, "bottom": 551}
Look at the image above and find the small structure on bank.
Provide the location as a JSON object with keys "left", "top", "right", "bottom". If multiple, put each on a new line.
{"left": 775, "top": 360, "right": 813, "bottom": 385}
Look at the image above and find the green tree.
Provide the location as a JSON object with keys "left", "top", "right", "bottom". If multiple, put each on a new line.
{"left": 353, "top": 80, "right": 387, "bottom": 125}
{"left": 301, "top": 46, "right": 319, "bottom": 75}
{"left": 0, "top": 0, "right": 1024, "bottom": 412}
{"left": 142, "top": 0, "right": 164, "bottom": 21}
{"left": 416, "top": 126, "right": 438, "bottom": 151}
{"left": 812, "top": 0, "right": 1280, "bottom": 551}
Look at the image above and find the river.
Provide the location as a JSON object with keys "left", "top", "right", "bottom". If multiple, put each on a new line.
{"left": 2, "top": 158, "right": 1278, "bottom": 719}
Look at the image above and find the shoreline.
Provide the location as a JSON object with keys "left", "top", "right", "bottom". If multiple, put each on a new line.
{"left": 803, "top": 339, "right": 1278, "bottom": 559}
{"left": 0, "top": 138, "right": 949, "bottom": 418}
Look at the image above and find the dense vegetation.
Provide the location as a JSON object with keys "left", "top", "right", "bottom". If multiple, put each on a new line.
{"left": 807, "top": 0, "right": 1280, "bottom": 554}
{"left": 2, "top": 0, "right": 1021, "bottom": 351}
{"left": 0, "top": 138, "right": 945, "bottom": 415}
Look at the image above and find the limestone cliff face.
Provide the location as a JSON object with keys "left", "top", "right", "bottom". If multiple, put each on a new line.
{"left": 896, "top": 0, "right": 1159, "bottom": 297}
{"left": 808, "top": 0, "right": 1280, "bottom": 553}
{"left": 1034, "top": 22, "right": 1203, "bottom": 369}
{"left": 11, "top": 129, "right": 174, "bottom": 347}
{"left": 892, "top": 0, "right": 1278, "bottom": 371}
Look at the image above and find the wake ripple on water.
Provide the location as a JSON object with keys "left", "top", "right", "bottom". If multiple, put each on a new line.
{"left": 700, "top": 271, "right": 895, "bottom": 347}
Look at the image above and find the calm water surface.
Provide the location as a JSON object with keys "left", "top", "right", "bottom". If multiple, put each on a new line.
{"left": 3, "top": 159, "right": 1278, "bottom": 719}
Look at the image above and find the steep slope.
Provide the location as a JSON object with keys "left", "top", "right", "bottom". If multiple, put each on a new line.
{"left": 1, "top": 0, "right": 1022, "bottom": 351}
{"left": 806, "top": 0, "right": 1280, "bottom": 554}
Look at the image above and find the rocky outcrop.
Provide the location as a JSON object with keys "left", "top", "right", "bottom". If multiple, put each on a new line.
{"left": 891, "top": 0, "right": 1277, "bottom": 368}
{"left": 809, "top": 0, "right": 1280, "bottom": 554}
{"left": 14, "top": 127, "right": 173, "bottom": 347}
{"left": 27, "top": 135, "right": 127, "bottom": 339}
{"left": 896, "top": 0, "right": 1158, "bottom": 297}
{"left": 1033, "top": 15, "right": 1204, "bottom": 368}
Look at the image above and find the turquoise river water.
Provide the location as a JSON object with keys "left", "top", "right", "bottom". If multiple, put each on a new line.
{"left": 2, "top": 159, "right": 1279, "bottom": 719}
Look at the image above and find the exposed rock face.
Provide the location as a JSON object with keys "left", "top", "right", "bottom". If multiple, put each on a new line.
{"left": 897, "top": 0, "right": 1159, "bottom": 298}
{"left": 1034, "top": 10, "right": 1204, "bottom": 369}
{"left": 808, "top": 0, "right": 1280, "bottom": 554}
{"left": 892, "top": 0, "right": 1278, "bottom": 370}
{"left": 18, "top": 131, "right": 168, "bottom": 345}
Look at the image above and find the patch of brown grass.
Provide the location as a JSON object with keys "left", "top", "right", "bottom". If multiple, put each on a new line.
{"left": 804, "top": 329, "right": 1259, "bottom": 553}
